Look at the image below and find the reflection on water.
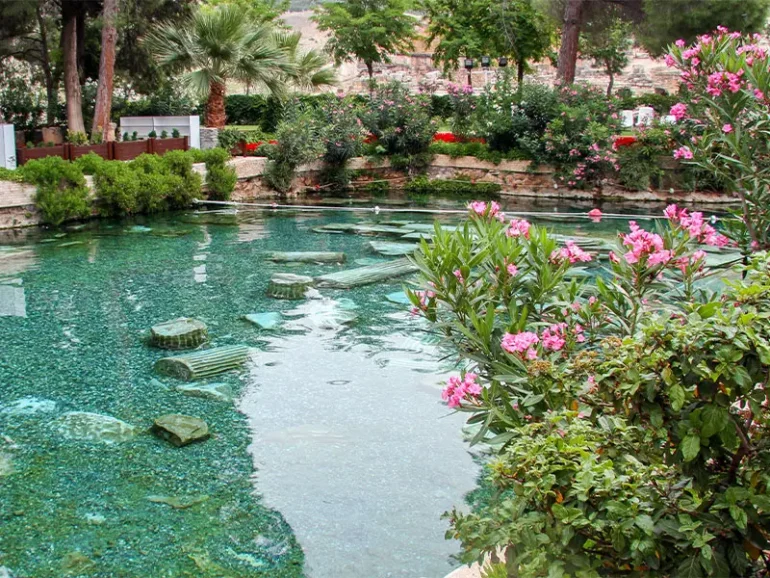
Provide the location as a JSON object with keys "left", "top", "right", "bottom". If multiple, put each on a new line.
{"left": 241, "top": 318, "right": 476, "bottom": 578}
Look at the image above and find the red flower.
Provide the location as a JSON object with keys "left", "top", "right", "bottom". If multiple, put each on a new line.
{"left": 364, "top": 133, "right": 378, "bottom": 144}
{"left": 612, "top": 135, "right": 637, "bottom": 150}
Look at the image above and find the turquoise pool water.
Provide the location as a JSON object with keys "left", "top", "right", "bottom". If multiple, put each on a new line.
{"left": 0, "top": 205, "right": 649, "bottom": 578}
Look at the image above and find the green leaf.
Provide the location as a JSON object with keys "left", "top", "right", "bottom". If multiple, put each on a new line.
{"left": 729, "top": 505, "right": 748, "bottom": 529}
{"left": 727, "top": 541, "right": 749, "bottom": 574}
{"left": 697, "top": 302, "right": 720, "bottom": 318}
{"left": 634, "top": 514, "right": 655, "bottom": 535}
{"left": 681, "top": 434, "right": 701, "bottom": 462}
{"left": 700, "top": 405, "right": 730, "bottom": 438}
{"left": 670, "top": 384, "right": 686, "bottom": 411}
{"left": 674, "top": 554, "right": 703, "bottom": 578}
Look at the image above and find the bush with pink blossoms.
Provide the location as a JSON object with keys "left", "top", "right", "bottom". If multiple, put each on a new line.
{"left": 409, "top": 203, "right": 770, "bottom": 576}
{"left": 667, "top": 28, "right": 770, "bottom": 252}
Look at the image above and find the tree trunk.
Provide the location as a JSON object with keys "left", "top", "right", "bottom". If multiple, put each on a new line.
{"left": 36, "top": 4, "right": 57, "bottom": 126}
{"left": 206, "top": 81, "right": 227, "bottom": 128}
{"left": 517, "top": 58, "right": 525, "bottom": 84}
{"left": 606, "top": 66, "right": 615, "bottom": 98}
{"left": 366, "top": 61, "right": 374, "bottom": 94}
{"left": 92, "top": 0, "right": 119, "bottom": 139}
{"left": 62, "top": 2, "right": 85, "bottom": 134}
{"left": 557, "top": 0, "right": 584, "bottom": 85}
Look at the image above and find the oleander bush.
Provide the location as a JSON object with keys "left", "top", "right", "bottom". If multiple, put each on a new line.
{"left": 408, "top": 200, "right": 767, "bottom": 577}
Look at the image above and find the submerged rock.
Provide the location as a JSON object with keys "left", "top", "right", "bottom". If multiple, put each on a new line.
{"left": 155, "top": 345, "right": 251, "bottom": 381}
{"left": 243, "top": 312, "right": 283, "bottom": 330}
{"left": 385, "top": 291, "right": 412, "bottom": 305}
{"left": 53, "top": 412, "right": 138, "bottom": 444}
{"left": 1, "top": 397, "right": 58, "bottom": 416}
{"left": 150, "top": 318, "right": 208, "bottom": 350}
{"left": 147, "top": 494, "right": 209, "bottom": 509}
{"left": 263, "top": 251, "right": 346, "bottom": 264}
{"left": 152, "top": 414, "right": 210, "bottom": 447}
{"left": 266, "top": 273, "right": 314, "bottom": 300}
{"left": 0, "top": 453, "right": 13, "bottom": 477}
{"left": 176, "top": 383, "right": 233, "bottom": 403}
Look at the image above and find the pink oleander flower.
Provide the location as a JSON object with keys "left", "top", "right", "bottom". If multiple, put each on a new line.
{"left": 622, "top": 224, "right": 665, "bottom": 264}
{"left": 722, "top": 124, "right": 733, "bottom": 133}
{"left": 673, "top": 146, "right": 694, "bottom": 160}
{"left": 506, "top": 263, "right": 518, "bottom": 277}
{"left": 468, "top": 200, "right": 504, "bottom": 221}
{"left": 574, "top": 323, "right": 585, "bottom": 343}
{"left": 675, "top": 39, "right": 686, "bottom": 47}
{"left": 442, "top": 373, "right": 482, "bottom": 408}
{"left": 588, "top": 208, "right": 603, "bottom": 222}
{"left": 453, "top": 269, "right": 464, "bottom": 283}
{"left": 552, "top": 241, "right": 592, "bottom": 264}
{"left": 586, "top": 375, "right": 598, "bottom": 393}
{"left": 506, "top": 218, "right": 531, "bottom": 239}
{"left": 501, "top": 331, "right": 540, "bottom": 354}
{"left": 588, "top": 296, "right": 597, "bottom": 305}
{"left": 670, "top": 102, "right": 688, "bottom": 121}
{"left": 647, "top": 249, "right": 673, "bottom": 266}
{"left": 608, "top": 251, "right": 620, "bottom": 264}
{"left": 542, "top": 323, "right": 567, "bottom": 351}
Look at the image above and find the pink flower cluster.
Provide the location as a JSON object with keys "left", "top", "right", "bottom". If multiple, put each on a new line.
{"left": 673, "top": 146, "right": 694, "bottom": 160}
{"left": 621, "top": 221, "right": 666, "bottom": 264}
{"left": 541, "top": 323, "right": 567, "bottom": 351}
{"left": 664, "top": 204, "right": 729, "bottom": 246}
{"left": 469, "top": 201, "right": 505, "bottom": 221}
{"left": 502, "top": 323, "right": 585, "bottom": 359}
{"left": 551, "top": 241, "right": 592, "bottom": 264}
{"left": 442, "top": 373, "right": 482, "bottom": 408}
{"left": 501, "top": 331, "right": 539, "bottom": 360}
{"left": 506, "top": 218, "right": 531, "bottom": 239}
{"left": 588, "top": 208, "right": 603, "bottom": 222}
{"left": 669, "top": 102, "right": 688, "bottom": 121}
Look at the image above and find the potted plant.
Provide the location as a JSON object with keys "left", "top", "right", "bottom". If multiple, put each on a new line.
{"left": 69, "top": 129, "right": 111, "bottom": 161}
{"left": 152, "top": 128, "right": 189, "bottom": 155}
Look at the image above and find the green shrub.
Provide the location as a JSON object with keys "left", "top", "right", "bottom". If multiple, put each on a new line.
{"left": 0, "top": 167, "right": 24, "bottom": 183}
{"left": 160, "top": 130, "right": 168, "bottom": 139}
{"left": 360, "top": 82, "right": 436, "bottom": 173}
{"left": 74, "top": 152, "right": 107, "bottom": 176}
{"left": 318, "top": 98, "right": 365, "bottom": 191}
{"left": 130, "top": 153, "right": 165, "bottom": 175}
{"left": 21, "top": 156, "right": 90, "bottom": 225}
{"left": 136, "top": 172, "right": 171, "bottom": 213}
{"left": 66, "top": 130, "right": 88, "bottom": 145}
{"left": 162, "top": 150, "right": 202, "bottom": 208}
{"left": 171, "top": 128, "right": 180, "bottom": 138}
{"left": 147, "top": 130, "right": 157, "bottom": 138}
{"left": 264, "top": 108, "right": 324, "bottom": 193}
{"left": 404, "top": 176, "right": 501, "bottom": 198}
{"left": 363, "top": 180, "right": 390, "bottom": 197}
{"left": 94, "top": 162, "right": 141, "bottom": 216}
{"left": 197, "top": 148, "right": 236, "bottom": 201}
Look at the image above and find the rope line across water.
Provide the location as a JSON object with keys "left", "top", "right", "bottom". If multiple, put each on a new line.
{"left": 192, "top": 199, "right": 670, "bottom": 221}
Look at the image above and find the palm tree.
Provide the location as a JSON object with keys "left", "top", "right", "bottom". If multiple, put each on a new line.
{"left": 146, "top": 5, "right": 336, "bottom": 128}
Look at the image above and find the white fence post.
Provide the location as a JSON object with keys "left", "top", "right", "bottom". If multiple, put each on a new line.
{"left": 0, "top": 124, "right": 17, "bottom": 170}
{"left": 119, "top": 115, "right": 201, "bottom": 148}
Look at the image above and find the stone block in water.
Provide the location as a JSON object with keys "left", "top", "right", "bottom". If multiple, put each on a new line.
{"left": 243, "top": 312, "right": 283, "bottom": 330}
{"left": 53, "top": 411, "right": 137, "bottom": 443}
{"left": 176, "top": 383, "right": 234, "bottom": 402}
{"left": 263, "top": 251, "right": 346, "bottom": 264}
{"left": 315, "top": 258, "right": 418, "bottom": 289}
{"left": 267, "top": 273, "right": 314, "bottom": 300}
{"left": 154, "top": 345, "right": 251, "bottom": 381}
{"left": 152, "top": 414, "right": 210, "bottom": 447}
{"left": 369, "top": 241, "right": 418, "bottom": 257}
{"left": 150, "top": 318, "right": 208, "bottom": 350}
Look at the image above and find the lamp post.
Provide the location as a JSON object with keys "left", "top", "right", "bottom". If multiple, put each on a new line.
{"left": 481, "top": 56, "right": 491, "bottom": 87}
{"left": 464, "top": 57, "right": 474, "bottom": 87}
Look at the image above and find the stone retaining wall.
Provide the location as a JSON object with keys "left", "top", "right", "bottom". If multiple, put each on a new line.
{"left": 0, "top": 155, "right": 737, "bottom": 229}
